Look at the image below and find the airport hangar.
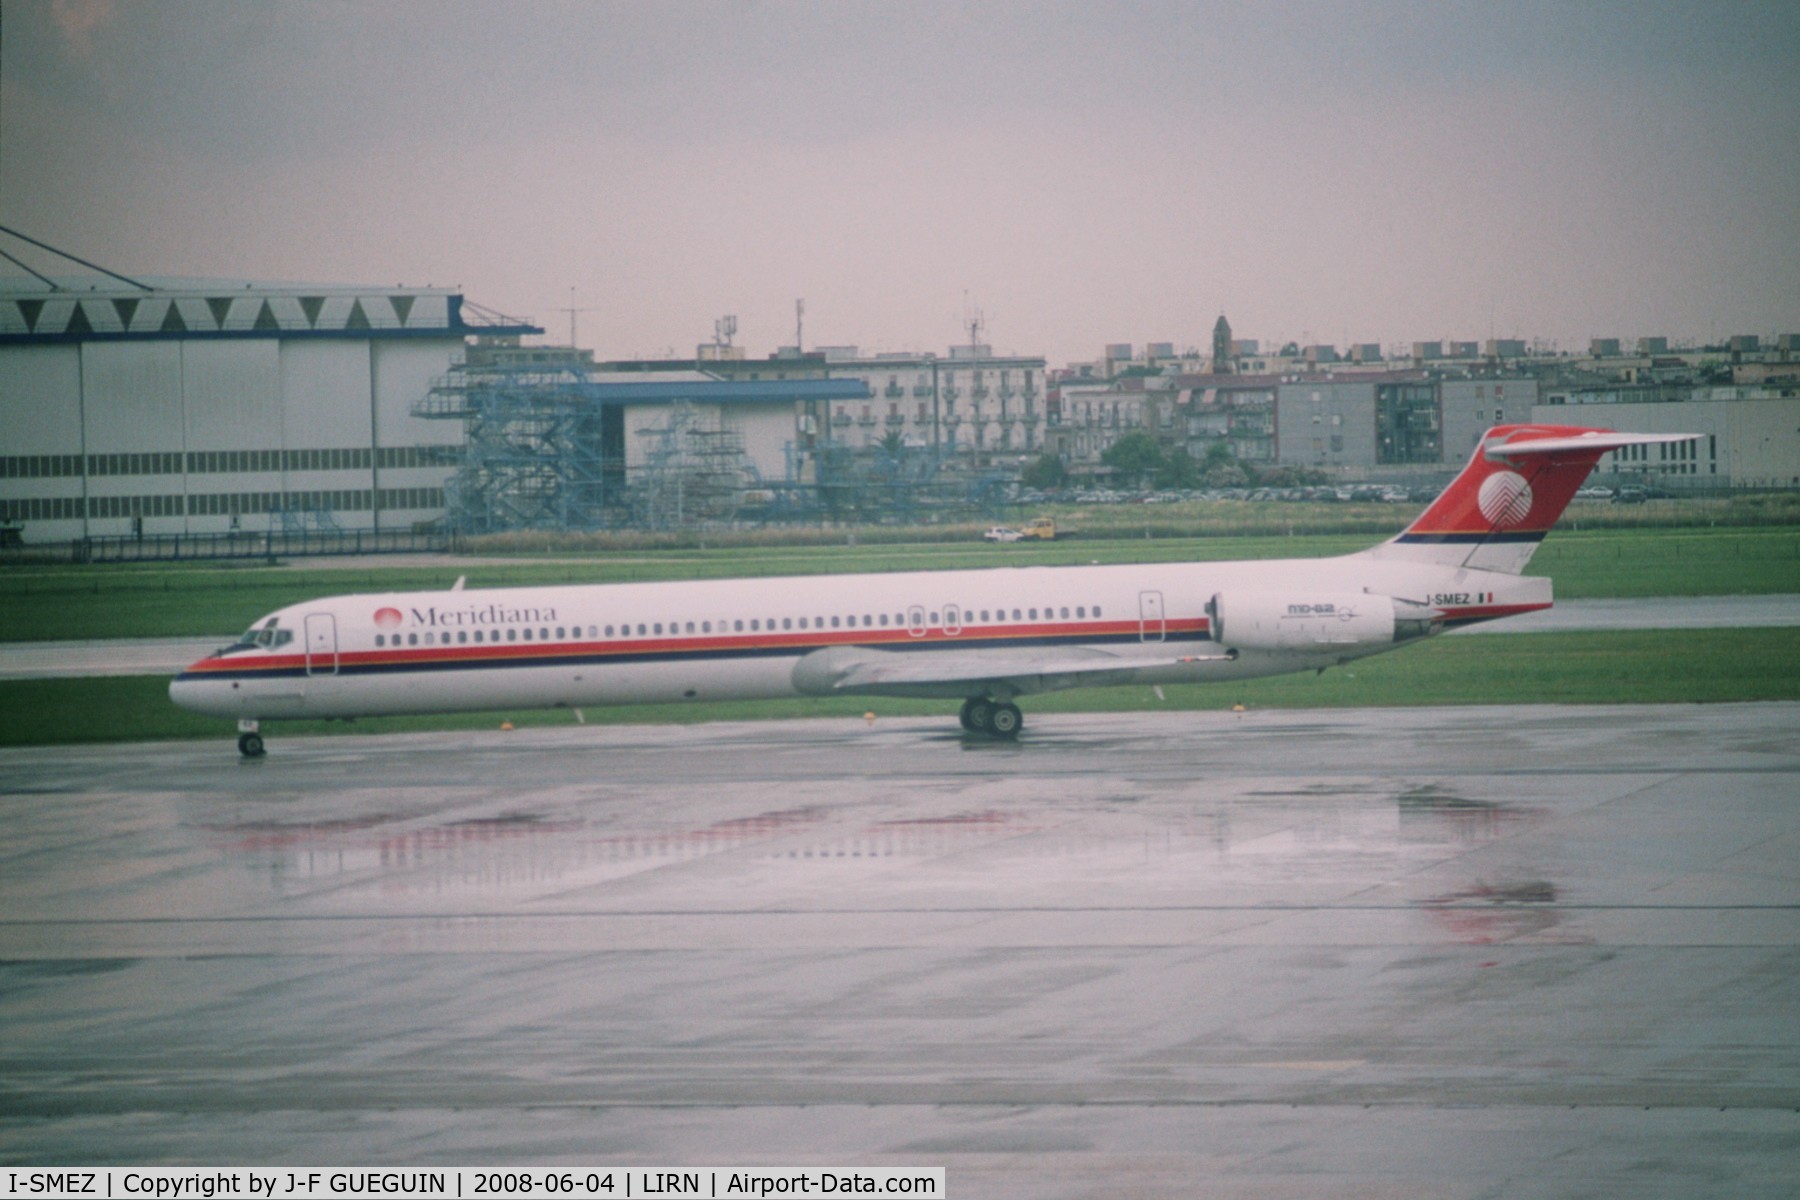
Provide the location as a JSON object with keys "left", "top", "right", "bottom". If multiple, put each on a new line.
{"left": 0, "top": 277, "right": 867, "bottom": 546}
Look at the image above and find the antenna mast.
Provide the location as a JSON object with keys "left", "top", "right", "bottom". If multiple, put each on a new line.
{"left": 557, "top": 286, "right": 595, "bottom": 348}
{"left": 962, "top": 293, "right": 986, "bottom": 351}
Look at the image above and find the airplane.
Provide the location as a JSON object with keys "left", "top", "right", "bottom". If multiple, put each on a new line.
{"left": 171, "top": 424, "right": 1695, "bottom": 757}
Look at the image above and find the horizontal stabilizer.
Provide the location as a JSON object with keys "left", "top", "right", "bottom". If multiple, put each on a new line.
{"left": 1485, "top": 430, "right": 1697, "bottom": 461}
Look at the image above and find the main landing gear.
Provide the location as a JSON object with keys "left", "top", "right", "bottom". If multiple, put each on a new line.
{"left": 237, "top": 720, "right": 266, "bottom": 758}
{"left": 959, "top": 696, "right": 1023, "bottom": 740}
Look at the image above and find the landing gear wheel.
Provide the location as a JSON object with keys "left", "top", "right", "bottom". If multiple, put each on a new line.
{"left": 961, "top": 698, "right": 995, "bottom": 734}
{"left": 990, "top": 703, "right": 1023, "bottom": 740}
{"left": 237, "top": 732, "right": 266, "bottom": 758}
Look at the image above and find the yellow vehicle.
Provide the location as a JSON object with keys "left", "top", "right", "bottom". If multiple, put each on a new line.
{"left": 1019, "top": 516, "right": 1058, "bottom": 541}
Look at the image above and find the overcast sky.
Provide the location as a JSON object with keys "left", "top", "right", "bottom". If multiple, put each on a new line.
{"left": 5, "top": 0, "right": 1797, "bottom": 365}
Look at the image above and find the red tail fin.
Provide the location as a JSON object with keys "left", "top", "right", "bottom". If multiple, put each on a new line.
{"left": 1364, "top": 425, "right": 1696, "bottom": 573}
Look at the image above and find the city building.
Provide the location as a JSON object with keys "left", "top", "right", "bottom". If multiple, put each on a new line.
{"left": 599, "top": 342, "right": 1048, "bottom": 466}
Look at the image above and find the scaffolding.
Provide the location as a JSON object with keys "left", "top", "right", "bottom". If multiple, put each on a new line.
{"left": 633, "top": 405, "right": 760, "bottom": 529}
{"left": 413, "top": 361, "right": 1008, "bottom": 531}
{"left": 414, "top": 357, "right": 622, "bottom": 533}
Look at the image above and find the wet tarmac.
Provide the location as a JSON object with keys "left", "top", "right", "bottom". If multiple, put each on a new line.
{"left": 2, "top": 705, "right": 1797, "bottom": 1197}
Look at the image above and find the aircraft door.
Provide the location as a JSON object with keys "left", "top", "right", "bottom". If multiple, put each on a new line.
{"left": 907, "top": 605, "right": 928, "bottom": 637}
{"left": 1138, "top": 591, "right": 1166, "bottom": 643}
{"left": 943, "top": 604, "right": 963, "bottom": 636}
{"left": 304, "top": 612, "right": 339, "bottom": 675}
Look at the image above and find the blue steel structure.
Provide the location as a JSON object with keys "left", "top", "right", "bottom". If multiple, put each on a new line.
{"left": 415, "top": 364, "right": 869, "bottom": 532}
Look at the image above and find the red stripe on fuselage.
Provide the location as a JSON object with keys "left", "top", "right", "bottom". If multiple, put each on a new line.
{"left": 181, "top": 618, "right": 1213, "bottom": 676}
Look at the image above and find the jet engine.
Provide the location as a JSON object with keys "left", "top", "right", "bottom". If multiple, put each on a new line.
{"left": 1208, "top": 591, "right": 1436, "bottom": 652}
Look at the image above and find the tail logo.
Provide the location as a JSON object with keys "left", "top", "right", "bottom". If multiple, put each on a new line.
{"left": 1477, "top": 470, "right": 1534, "bottom": 528}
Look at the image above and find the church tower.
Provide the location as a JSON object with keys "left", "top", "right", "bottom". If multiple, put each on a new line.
{"left": 1211, "top": 314, "right": 1233, "bottom": 374}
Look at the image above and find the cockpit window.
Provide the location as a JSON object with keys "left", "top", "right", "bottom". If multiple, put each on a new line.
{"left": 225, "top": 618, "right": 290, "bottom": 653}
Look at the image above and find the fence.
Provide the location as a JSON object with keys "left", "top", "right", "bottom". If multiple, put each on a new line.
{"left": 1, "top": 527, "right": 456, "bottom": 566}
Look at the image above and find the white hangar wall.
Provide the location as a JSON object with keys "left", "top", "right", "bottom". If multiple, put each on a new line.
{"left": 0, "top": 283, "right": 539, "bottom": 543}
{"left": 0, "top": 346, "right": 83, "bottom": 531}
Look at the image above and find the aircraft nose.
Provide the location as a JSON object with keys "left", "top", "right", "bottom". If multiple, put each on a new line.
{"left": 169, "top": 670, "right": 233, "bottom": 716}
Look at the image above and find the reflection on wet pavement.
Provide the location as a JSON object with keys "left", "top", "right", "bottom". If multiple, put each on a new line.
{"left": 1, "top": 703, "right": 1797, "bottom": 1198}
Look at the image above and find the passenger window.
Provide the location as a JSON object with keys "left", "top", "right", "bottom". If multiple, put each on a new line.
{"left": 605, "top": 625, "right": 614, "bottom": 637}
{"left": 1077, "top": 606, "right": 1086, "bottom": 618}
{"left": 637, "top": 624, "right": 646, "bottom": 636}
{"left": 702, "top": 621, "right": 711, "bottom": 633}
{"left": 783, "top": 618, "right": 792, "bottom": 630}
{"left": 556, "top": 627, "right": 565, "bottom": 639}
{"left": 1061, "top": 607, "right": 1069, "bottom": 619}
{"left": 830, "top": 616, "right": 840, "bottom": 628}
{"left": 735, "top": 619, "right": 744, "bottom": 632}
{"left": 1094, "top": 606, "right": 1103, "bottom": 617}
{"left": 1029, "top": 608, "right": 1038, "bottom": 620}
{"left": 750, "top": 619, "right": 760, "bottom": 631}
{"left": 506, "top": 629, "right": 516, "bottom": 642}
{"left": 458, "top": 631, "right": 468, "bottom": 644}
{"left": 375, "top": 634, "right": 385, "bottom": 647}
{"left": 1012, "top": 609, "right": 1022, "bottom": 620}
{"left": 799, "top": 617, "right": 808, "bottom": 630}
{"left": 878, "top": 614, "right": 888, "bottom": 626}
{"left": 686, "top": 622, "right": 695, "bottom": 634}
{"left": 523, "top": 628, "right": 533, "bottom": 641}
{"left": 473, "top": 630, "right": 483, "bottom": 643}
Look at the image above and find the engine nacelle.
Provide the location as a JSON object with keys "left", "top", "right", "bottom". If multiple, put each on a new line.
{"left": 1209, "top": 591, "right": 1435, "bottom": 653}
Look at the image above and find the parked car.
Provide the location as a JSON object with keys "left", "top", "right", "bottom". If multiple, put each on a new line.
{"left": 983, "top": 526, "right": 1023, "bottom": 542}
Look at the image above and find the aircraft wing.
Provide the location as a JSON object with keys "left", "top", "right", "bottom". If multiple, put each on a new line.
{"left": 799, "top": 644, "right": 1230, "bottom": 699}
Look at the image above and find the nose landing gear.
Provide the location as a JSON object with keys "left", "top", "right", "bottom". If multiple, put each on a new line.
{"left": 236, "top": 720, "right": 266, "bottom": 758}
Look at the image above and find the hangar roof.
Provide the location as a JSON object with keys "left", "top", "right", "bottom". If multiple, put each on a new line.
{"left": 415, "top": 373, "right": 869, "bottom": 420}
{"left": 0, "top": 276, "right": 541, "bottom": 344}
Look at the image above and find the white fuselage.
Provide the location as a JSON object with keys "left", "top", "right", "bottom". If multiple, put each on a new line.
{"left": 168, "top": 552, "right": 1550, "bottom": 722}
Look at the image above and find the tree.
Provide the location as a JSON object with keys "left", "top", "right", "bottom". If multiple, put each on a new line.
{"left": 1202, "top": 441, "right": 1236, "bottom": 470}
{"left": 1021, "top": 453, "right": 1067, "bottom": 490}
{"left": 1203, "top": 461, "right": 1249, "bottom": 488}
{"left": 1153, "top": 447, "right": 1200, "bottom": 490}
{"left": 1100, "top": 431, "right": 1163, "bottom": 488}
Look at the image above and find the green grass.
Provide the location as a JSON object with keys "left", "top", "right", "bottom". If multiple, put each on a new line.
{"left": 2, "top": 526, "right": 1796, "bottom": 642}
{"left": 4, "top": 628, "right": 1795, "bottom": 748}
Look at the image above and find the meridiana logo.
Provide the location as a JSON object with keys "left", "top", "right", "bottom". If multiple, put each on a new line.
{"left": 1477, "top": 470, "right": 1534, "bottom": 528}
{"left": 374, "top": 607, "right": 404, "bottom": 630}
